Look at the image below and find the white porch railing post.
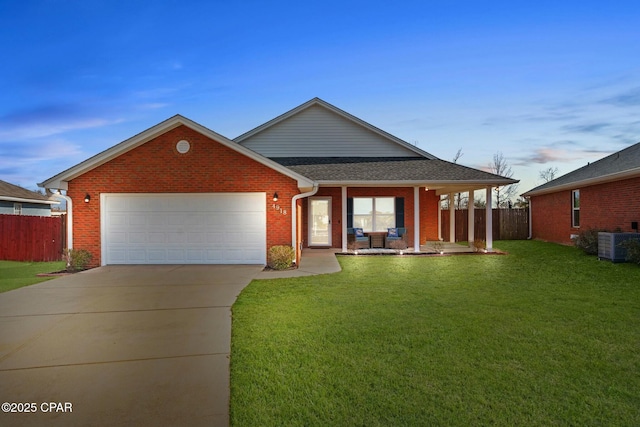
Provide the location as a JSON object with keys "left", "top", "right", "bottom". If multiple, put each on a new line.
{"left": 468, "top": 190, "right": 475, "bottom": 247}
{"left": 342, "top": 186, "right": 348, "bottom": 253}
{"left": 485, "top": 187, "right": 493, "bottom": 252}
{"left": 437, "top": 196, "right": 442, "bottom": 241}
{"left": 414, "top": 186, "right": 420, "bottom": 252}
{"left": 449, "top": 192, "right": 455, "bottom": 243}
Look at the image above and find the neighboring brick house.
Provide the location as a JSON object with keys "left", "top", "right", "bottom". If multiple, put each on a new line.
{"left": 522, "top": 141, "right": 640, "bottom": 244}
{"left": 39, "top": 98, "right": 516, "bottom": 267}
{"left": 0, "top": 179, "right": 57, "bottom": 216}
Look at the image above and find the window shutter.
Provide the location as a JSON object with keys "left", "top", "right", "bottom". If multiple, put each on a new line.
{"left": 347, "top": 197, "right": 353, "bottom": 228}
{"left": 395, "top": 197, "right": 404, "bottom": 227}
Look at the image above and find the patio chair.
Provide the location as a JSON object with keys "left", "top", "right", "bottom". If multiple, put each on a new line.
{"left": 347, "top": 227, "right": 370, "bottom": 249}
{"left": 385, "top": 227, "right": 407, "bottom": 249}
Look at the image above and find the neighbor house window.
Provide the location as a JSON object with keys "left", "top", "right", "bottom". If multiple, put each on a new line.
{"left": 353, "top": 197, "right": 395, "bottom": 232}
{"left": 14, "top": 203, "right": 22, "bottom": 215}
{"left": 572, "top": 190, "right": 580, "bottom": 227}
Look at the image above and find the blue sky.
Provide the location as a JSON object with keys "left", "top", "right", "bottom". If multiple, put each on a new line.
{"left": 1, "top": 0, "right": 639, "bottom": 198}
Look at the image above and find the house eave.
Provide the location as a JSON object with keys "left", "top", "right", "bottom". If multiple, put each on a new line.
{"left": 522, "top": 167, "right": 640, "bottom": 197}
{"left": 0, "top": 196, "right": 59, "bottom": 205}
{"left": 317, "top": 179, "right": 518, "bottom": 192}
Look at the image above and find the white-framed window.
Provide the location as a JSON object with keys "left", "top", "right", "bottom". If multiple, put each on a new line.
{"left": 353, "top": 197, "right": 395, "bottom": 232}
{"left": 13, "top": 203, "right": 22, "bottom": 215}
{"left": 572, "top": 190, "right": 580, "bottom": 227}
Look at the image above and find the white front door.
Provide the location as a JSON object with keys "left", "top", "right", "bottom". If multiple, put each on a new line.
{"left": 309, "top": 197, "right": 331, "bottom": 246}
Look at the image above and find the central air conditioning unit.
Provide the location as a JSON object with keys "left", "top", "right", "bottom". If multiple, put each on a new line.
{"left": 598, "top": 232, "right": 640, "bottom": 263}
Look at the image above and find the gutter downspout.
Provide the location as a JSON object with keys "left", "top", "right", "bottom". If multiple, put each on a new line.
{"left": 51, "top": 191, "right": 73, "bottom": 269}
{"left": 291, "top": 184, "right": 319, "bottom": 266}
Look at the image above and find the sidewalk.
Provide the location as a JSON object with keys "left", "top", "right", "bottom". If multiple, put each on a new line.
{"left": 255, "top": 248, "right": 342, "bottom": 279}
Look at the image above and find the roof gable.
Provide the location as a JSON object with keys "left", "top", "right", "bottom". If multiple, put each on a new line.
{"left": 523, "top": 141, "right": 640, "bottom": 196}
{"left": 39, "top": 115, "right": 315, "bottom": 190}
{"left": 234, "top": 98, "right": 436, "bottom": 159}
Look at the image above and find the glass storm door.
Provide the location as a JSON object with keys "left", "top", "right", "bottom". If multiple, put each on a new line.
{"left": 309, "top": 198, "right": 331, "bottom": 246}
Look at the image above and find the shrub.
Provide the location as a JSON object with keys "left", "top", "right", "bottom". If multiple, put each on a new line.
{"left": 619, "top": 238, "right": 640, "bottom": 265}
{"left": 63, "top": 248, "right": 93, "bottom": 271}
{"left": 473, "top": 238, "right": 486, "bottom": 252}
{"left": 268, "top": 245, "right": 295, "bottom": 270}
{"left": 389, "top": 239, "right": 408, "bottom": 250}
{"left": 572, "top": 228, "right": 606, "bottom": 255}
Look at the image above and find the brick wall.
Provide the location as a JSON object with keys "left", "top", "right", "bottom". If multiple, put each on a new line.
{"left": 582, "top": 176, "right": 640, "bottom": 233}
{"left": 530, "top": 191, "right": 574, "bottom": 244}
{"left": 68, "top": 125, "right": 299, "bottom": 266}
{"left": 420, "top": 189, "right": 440, "bottom": 242}
{"left": 531, "top": 175, "right": 640, "bottom": 244}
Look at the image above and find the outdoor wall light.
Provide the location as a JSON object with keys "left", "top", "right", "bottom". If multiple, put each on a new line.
{"left": 84, "top": 194, "right": 90, "bottom": 203}
{"left": 273, "top": 192, "right": 279, "bottom": 202}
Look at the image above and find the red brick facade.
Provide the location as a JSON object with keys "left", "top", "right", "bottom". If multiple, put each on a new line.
{"left": 301, "top": 187, "right": 440, "bottom": 248}
{"left": 66, "top": 123, "right": 450, "bottom": 265}
{"left": 531, "top": 176, "right": 640, "bottom": 244}
{"left": 68, "top": 125, "right": 299, "bottom": 266}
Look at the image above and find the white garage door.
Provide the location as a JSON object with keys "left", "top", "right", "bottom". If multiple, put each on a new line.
{"left": 101, "top": 193, "right": 266, "bottom": 265}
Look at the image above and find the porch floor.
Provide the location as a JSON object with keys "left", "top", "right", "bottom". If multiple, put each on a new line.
{"left": 344, "top": 241, "right": 476, "bottom": 255}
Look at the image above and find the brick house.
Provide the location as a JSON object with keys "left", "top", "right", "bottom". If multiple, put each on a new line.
{"left": 39, "top": 98, "right": 516, "bottom": 267}
{"left": 522, "top": 141, "right": 640, "bottom": 244}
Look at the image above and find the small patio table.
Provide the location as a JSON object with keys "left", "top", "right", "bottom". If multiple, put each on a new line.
{"left": 368, "top": 232, "right": 385, "bottom": 248}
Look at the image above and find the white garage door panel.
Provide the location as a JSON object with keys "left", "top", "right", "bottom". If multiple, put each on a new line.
{"left": 102, "top": 193, "right": 266, "bottom": 265}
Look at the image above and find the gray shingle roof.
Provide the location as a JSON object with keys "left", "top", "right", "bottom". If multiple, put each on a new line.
{"left": 523, "top": 141, "right": 640, "bottom": 196}
{"left": 0, "top": 179, "right": 51, "bottom": 202}
{"left": 271, "top": 157, "right": 517, "bottom": 183}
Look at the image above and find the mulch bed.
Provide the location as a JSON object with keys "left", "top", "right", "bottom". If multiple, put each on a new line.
{"left": 36, "top": 271, "right": 74, "bottom": 277}
{"left": 36, "top": 268, "right": 94, "bottom": 277}
{"left": 261, "top": 265, "right": 298, "bottom": 272}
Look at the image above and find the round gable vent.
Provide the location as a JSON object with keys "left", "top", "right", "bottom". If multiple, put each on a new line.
{"left": 176, "top": 140, "right": 190, "bottom": 154}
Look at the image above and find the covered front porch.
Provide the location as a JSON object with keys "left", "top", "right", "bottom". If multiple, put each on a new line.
{"left": 303, "top": 185, "right": 499, "bottom": 254}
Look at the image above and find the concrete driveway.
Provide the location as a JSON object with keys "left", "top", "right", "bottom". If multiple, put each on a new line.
{"left": 0, "top": 264, "right": 263, "bottom": 427}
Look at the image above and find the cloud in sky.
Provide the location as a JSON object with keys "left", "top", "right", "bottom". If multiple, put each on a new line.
{"left": 601, "top": 87, "right": 640, "bottom": 107}
{"left": 513, "top": 144, "right": 614, "bottom": 166}
{"left": 0, "top": 105, "right": 120, "bottom": 141}
{"left": 0, "top": 138, "right": 85, "bottom": 188}
{"left": 562, "top": 122, "right": 612, "bottom": 133}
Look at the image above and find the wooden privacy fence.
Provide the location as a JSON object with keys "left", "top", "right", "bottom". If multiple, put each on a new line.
{"left": 441, "top": 209, "right": 529, "bottom": 242}
{"left": 0, "top": 214, "right": 66, "bottom": 262}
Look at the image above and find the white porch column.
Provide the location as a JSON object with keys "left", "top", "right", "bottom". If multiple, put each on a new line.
{"left": 449, "top": 192, "right": 455, "bottom": 243}
{"left": 468, "top": 190, "right": 475, "bottom": 246}
{"left": 485, "top": 187, "right": 493, "bottom": 252}
{"left": 527, "top": 197, "right": 532, "bottom": 239}
{"left": 341, "top": 186, "right": 348, "bottom": 253}
{"left": 437, "top": 196, "right": 442, "bottom": 241}
{"left": 414, "top": 186, "right": 420, "bottom": 252}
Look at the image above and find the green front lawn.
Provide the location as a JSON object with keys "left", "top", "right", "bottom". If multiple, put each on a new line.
{"left": 230, "top": 241, "right": 640, "bottom": 426}
{"left": 0, "top": 260, "right": 66, "bottom": 293}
